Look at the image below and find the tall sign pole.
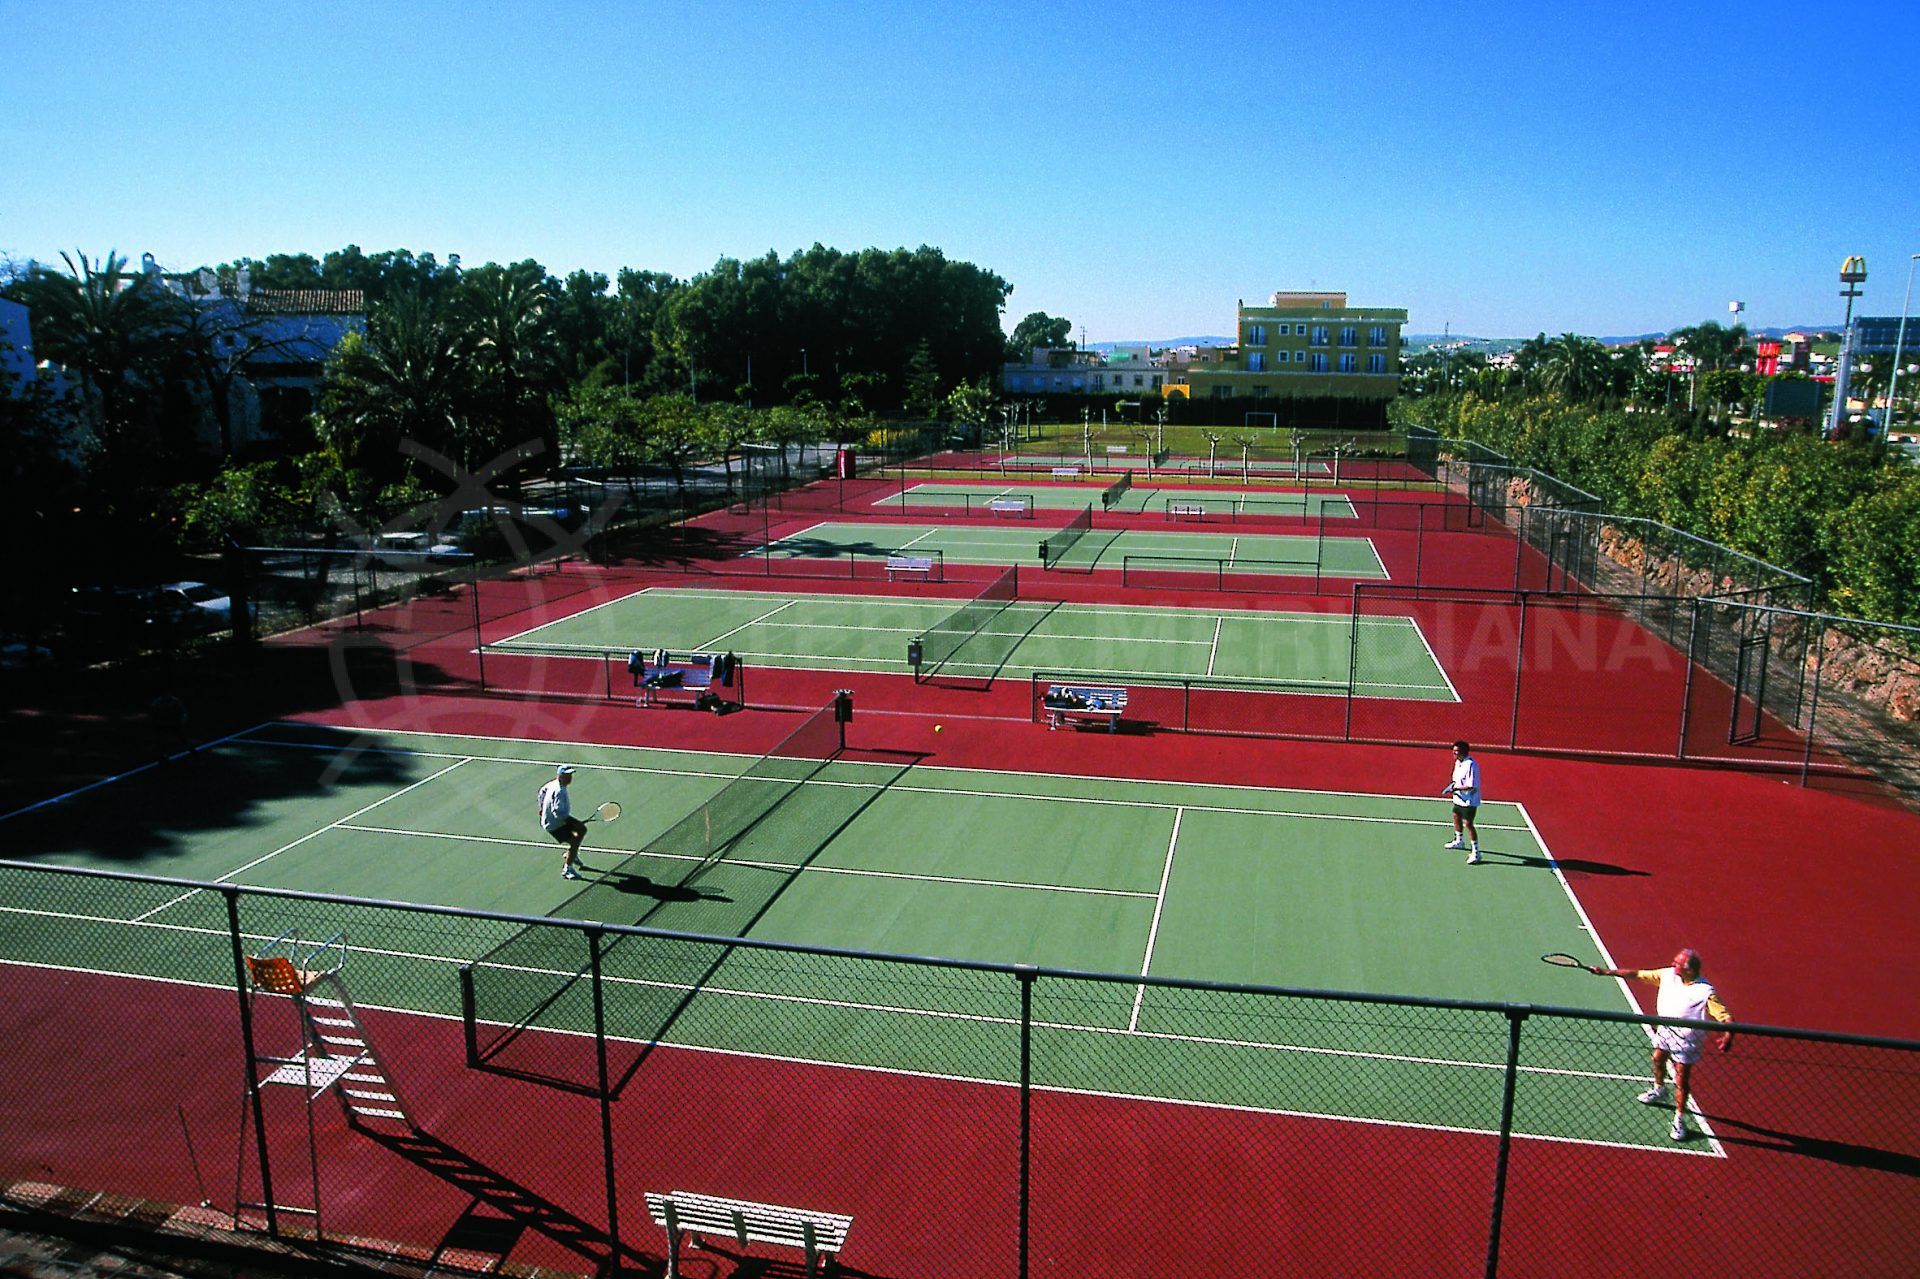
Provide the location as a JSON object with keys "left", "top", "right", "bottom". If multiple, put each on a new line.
{"left": 1828, "top": 256, "right": 1868, "bottom": 438}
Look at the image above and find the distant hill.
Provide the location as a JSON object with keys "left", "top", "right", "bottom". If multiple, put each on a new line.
{"left": 1406, "top": 326, "right": 1841, "bottom": 349}
{"left": 1087, "top": 337, "right": 1230, "bottom": 351}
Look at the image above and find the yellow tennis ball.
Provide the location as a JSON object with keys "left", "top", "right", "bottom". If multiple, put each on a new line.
{"left": 934, "top": 724, "right": 944, "bottom": 733}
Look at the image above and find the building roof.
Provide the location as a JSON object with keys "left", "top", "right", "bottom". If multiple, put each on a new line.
{"left": 245, "top": 289, "right": 366, "bottom": 315}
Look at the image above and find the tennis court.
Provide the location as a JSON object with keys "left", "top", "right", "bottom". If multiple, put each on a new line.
{"left": 876, "top": 483, "right": 1360, "bottom": 519}
{"left": 990, "top": 453, "right": 1334, "bottom": 478}
{"left": 490, "top": 585, "right": 1454, "bottom": 694}
{"left": 754, "top": 520, "right": 1390, "bottom": 578}
{"left": 0, "top": 720, "right": 1695, "bottom": 1151}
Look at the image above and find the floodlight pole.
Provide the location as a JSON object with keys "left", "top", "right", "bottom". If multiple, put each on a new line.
{"left": 1883, "top": 254, "right": 1918, "bottom": 437}
{"left": 1827, "top": 256, "right": 1867, "bottom": 438}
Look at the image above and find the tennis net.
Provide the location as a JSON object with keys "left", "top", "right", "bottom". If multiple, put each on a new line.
{"left": 1100, "top": 470, "right": 1134, "bottom": 511}
{"left": 913, "top": 564, "right": 1019, "bottom": 678}
{"left": 1039, "top": 504, "right": 1094, "bottom": 569}
{"left": 462, "top": 697, "right": 847, "bottom": 1058}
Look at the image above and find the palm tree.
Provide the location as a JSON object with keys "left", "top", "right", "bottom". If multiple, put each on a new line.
{"left": 1539, "top": 334, "right": 1611, "bottom": 401}
{"left": 317, "top": 291, "right": 471, "bottom": 481}
{"left": 459, "top": 262, "right": 559, "bottom": 480}
{"left": 10, "top": 250, "right": 180, "bottom": 454}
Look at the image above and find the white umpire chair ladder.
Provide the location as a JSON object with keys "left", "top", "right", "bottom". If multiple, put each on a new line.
{"left": 233, "top": 930, "right": 413, "bottom": 1237}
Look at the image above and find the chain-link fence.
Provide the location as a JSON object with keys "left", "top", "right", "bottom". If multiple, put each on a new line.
{"left": 2, "top": 860, "right": 1916, "bottom": 1278}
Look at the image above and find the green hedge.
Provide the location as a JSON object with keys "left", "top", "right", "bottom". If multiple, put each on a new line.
{"left": 1391, "top": 394, "right": 1920, "bottom": 627}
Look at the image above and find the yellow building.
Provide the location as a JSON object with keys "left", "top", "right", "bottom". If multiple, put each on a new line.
{"left": 1165, "top": 291, "right": 1405, "bottom": 402}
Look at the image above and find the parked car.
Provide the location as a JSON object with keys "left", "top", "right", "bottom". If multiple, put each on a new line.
{"left": 154, "top": 581, "right": 236, "bottom": 632}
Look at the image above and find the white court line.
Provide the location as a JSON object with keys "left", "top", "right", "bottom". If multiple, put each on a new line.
{"left": 643, "top": 585, "right": 1400, "bottom": 628}
{"left": 1, "top": 949, "right": 1691, "bottom": 1157}
{"left": 130, "top": 757, "right": 474, "bottom": 922}
{"left": 1130, "top": 807, "right": 1183, "bottom": 1032}
{"left": 0, "top": 720, "right": 274, "bottom": 826}
{"left": 237, "top": 718, "right": 1531, "bottom": 808}
{"left": 893, "top": 527, "right": 941, "bottom": 550}
{"left": 1206, "top": 617, "right": 1223, "bottom": 676}
{"left": 337, "top": 822, "right": 1158, "bottom": 899}
{"left": 502, "top": 584, "right": 651, "bottom": 644}
{"left": 239, "top": 735, "right": 1532, "bottom": 831}
{"left": 1402, "top": 612, "right": 1462, "bottom": 702}
{"left": 700, "top": 598, "right": 797, "bottom": 648}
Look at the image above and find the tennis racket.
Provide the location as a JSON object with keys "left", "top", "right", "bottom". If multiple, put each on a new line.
{"left": 1540, "top": 952, "right": 1589, "bottom": 970}
{"left": 587, "top": 801, "right": 621, "bottom": 824}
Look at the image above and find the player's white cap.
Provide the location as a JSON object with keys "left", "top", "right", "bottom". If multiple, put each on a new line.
{"left": 556, "top": 765, "right": 575, "bottom": 777}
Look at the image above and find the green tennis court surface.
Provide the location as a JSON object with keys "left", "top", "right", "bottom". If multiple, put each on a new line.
{"left": 878, "top": 483, "right": 1359, "bottom": 518}
{"left": 0, "top": 723, "right": 1683, "bottom": 1149}
{"left": 994, "top": 452, "right": 1334, "bottom": 477}
{"left": 494, "top": 586, "right": 1454, "bottom": 695}
{"left": 756, "top": 520, "right": 1389, "bottom": 577}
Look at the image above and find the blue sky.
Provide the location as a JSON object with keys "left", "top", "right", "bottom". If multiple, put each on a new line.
{"left": 3, "top": 0, "right": 1916, "bottom": 340}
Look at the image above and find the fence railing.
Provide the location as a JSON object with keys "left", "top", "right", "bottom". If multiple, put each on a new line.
{"left": 2, "top": 860, "right": 1916, "bottom": 1279}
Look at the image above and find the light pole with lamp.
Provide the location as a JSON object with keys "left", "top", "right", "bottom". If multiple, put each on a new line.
{"left": 1827, "top": 256, "right": 1868, "bottom": 438}
{"left": 1882, "top": 254, "right": 1917, "bottom": 438}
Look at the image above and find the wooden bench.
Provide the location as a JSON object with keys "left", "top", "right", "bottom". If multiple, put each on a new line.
{"left": 1041, "top": 684, "right": 1129, "bottom": 732}
{"left": 886, "top": 554, "right": 936, "bottom": 580}
{"left": 1166, "top": 501, "right": 1208, "bottom": 521}
{"left": 1050, "top": 466, "right": 1083, "bottom": 479}
{"left": 628, "top": 650, "right": 740, "bottom": 711}
{"left": 988, "top": 497, "right": 1032, "bottom": 518}
{"left": 644, "top": 1190, "right": 851, "bottom": 1279}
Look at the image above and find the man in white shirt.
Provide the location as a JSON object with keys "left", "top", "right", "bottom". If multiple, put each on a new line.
{"left": 537, "top": 765, "right": 588, "bottom": 880}
{"left": 1440, "top": 740, "right": 1482, "bottom": 864}
{"left": 1589, "top": 948, "right": 1734, "bottom": 1142}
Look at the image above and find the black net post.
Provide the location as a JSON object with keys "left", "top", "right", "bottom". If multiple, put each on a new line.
{"left": 587, "top": 927, "right": 622, "bottom": 1269}
{"left": 834, "top": 688, "right": 854, "bottom": 750}
{"left": 1017, "top": 963, "right": 1036, "bottom": 1279}
{"left": 472, "top": 557, "right": 486, "bottom": 692}
{"left": 1509, "top": 595, "right": 1529, "bottom": 751}
{"left": 225, "top": 885, "right": 278, "bottom": 1235}
{"left": 1483, "top": 1005, "right": 1529, "bottom": 1279}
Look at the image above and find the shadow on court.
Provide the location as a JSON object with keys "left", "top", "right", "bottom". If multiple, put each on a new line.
{"left": 1699, "top": 1112, "right": 1920, "bottom": 1177}
{"left": 361, "top": 1125, "right": 628, "bottom": 1274}
{"left": 467, "top": 750, "right": 925, "bottom": 1099}
{"left": 1491, "top": 851, "right": 1650, "bottom": 877}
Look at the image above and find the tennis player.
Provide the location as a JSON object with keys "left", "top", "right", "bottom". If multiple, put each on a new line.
{"left": 537, "top": 765, "right": 588, "bottom": 880}
{"left": 1440, "top": 740, "right": 1481, "bottom": 864}
{"left": 1589, "top": 948, "right": 1734, "bottom": 1141}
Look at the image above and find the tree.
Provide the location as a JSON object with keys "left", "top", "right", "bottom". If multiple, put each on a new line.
{"left": 7, "top": 250, "right": 181, "bottom": 470}
{"left": 1005, "top": 311, "right": 1072, "bottom": 362}
{"left": 316, "top": 291, "right": 472, "bottom": 482}
{"left": 944, "top": 378, "right": 996, "bottom": 443}
{"left": 166, "top": 276, "right": 314, "bottom": 457}
{"left": 457, "top": 261, "right": 561, "bottom": 478}
{"left": 1538, "top": 334, "right": 1611, "bottom": 401}
{"left": 902, "top": 340, "right": 941, "bottom": 416}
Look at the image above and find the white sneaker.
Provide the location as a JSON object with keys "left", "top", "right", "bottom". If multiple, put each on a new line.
{"left": 1670, "top": 1114, "right": 1688, "bottom": 1142}
{"left": 1465, "top": 850, "right": 1482, "bottom": 865}
{"left": 562, "top": 866, "right": 582, "bottom": 880}
{"left": 1638, "top": 1086, "right": 1668, "bottom": 1105}
{"left": 1444, "top": 837, "right": 1465, "bottom": 850}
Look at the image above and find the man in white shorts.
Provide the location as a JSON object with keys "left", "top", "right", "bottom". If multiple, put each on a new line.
{"left": 1590, "top": 948, "right": 1734, "bottom": 1141}
{"left": 1441, "top": 740, "right": 1482, "bottom": 864}
{"left": 537, "top": 765, "right": 589, "bottom": 880}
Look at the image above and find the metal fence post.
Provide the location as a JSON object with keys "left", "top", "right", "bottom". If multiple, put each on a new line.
{"left": 1017, "top": 964, "right": 1036, "bottom": 1279}
{"left": 1677, "top": 601, "right": 1701, "bottom": 760}
{"left": 588, "top": 927, "right": 622, "bottom": 1270}
{"left": 1801, "top": 617, "right": 1827, "bottom": 787}
{"left": 1483, "top": 1004, "right": 1529, "bottom": 1279}
{"left": 226, "top": 887, "right": 277, "bottom": 1235}
{"left": 1508, "top": 596, "right": 1528, "bottom": 751}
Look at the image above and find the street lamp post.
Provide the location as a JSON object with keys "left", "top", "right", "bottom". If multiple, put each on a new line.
{"left": 1883, "top": 254, "right": 1918, "bottom": 438}
{"left": 1828, "top": 256, "right": 1868, "bottom": 438}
